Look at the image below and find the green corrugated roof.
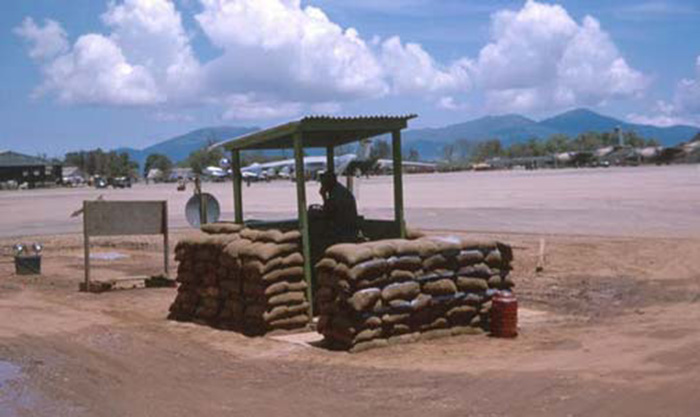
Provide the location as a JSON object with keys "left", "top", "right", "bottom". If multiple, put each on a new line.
{"left": 210, "top": 114, "right": 417, "bottom": 151}
{"left": 0, "top": 151, "right": 50, "bottom": 167}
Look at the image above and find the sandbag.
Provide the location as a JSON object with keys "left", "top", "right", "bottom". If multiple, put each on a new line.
{"left": 423, "top": 254, "right": 448, "bottom": 271}
{"left": 456, "top": 250, "right": 484, "bottom": 266}
{"left": 277, "top": 230, "right": 301, "bottom": 244}
{"left": 326, "top": 244, "right": 373, "bottom": 265}
{"left": 458, "top": 263, "right": 492, "bottom": 279}
{"left": 394, "top": 240, "right": 422, "bottom": 256}
{"left": 348, "top": 259, "right": 388, "bottom": 281}
{"left": 350, "top": 338, "right": 388, "bottom": 353}
{"left": 243, "top": 242, "right": 299, "bottom": 262}
{"left": 410, "top": 293, "right": 432, "bottom": 311}
{"left": 382, "top": 313, "right": 410, "bottom": 325}
{"left": 263, "top": 266, "right": 304, "bottom": 283}
{"left": 388, "top": 256, "right": 423, "bottom": 271}
{"left": 268, "top": 291, "right": 306, "bottom": 306}
{"left": 264, "top": 280, "right": 307, "bottom": 297}
{"left": 263, "top": 302, "right": 310, "bottom": 323}
{"left": 348, "top": 288, "right": 381, "bottom": 311}
{"left": 456, "top": 277, "right": 488, "bottom": 292}
{"left": 446, "top": 305, "right": 477, "bottom": 324}
{"left": 256, "top": 229, "right": 284, "bottom": 243}
{"left": 381, "top": 281, "right": 420, "bottom": 301}
{"left": 240, "top": 228, "right": 261, "bottom": 241}
{"left": 422, "top": 279, "right": 457, "bottom": 295}
{"left": 363, "top": 315, "right": 383, "bottom": 328}
{"left": 415, "top": 239, "right": 438, "bottom": 258}
{"left": 354, "top": 327, "right": 383, "bottom": 343}
{"left": 427, "top": 236, "right": 462, "bottom": 257}
{"left": 201, "top": 223, "right": 244, "bottom": 235}
{"left": 315, "top": 257, "right": 337, "bottom": 271}
{"left": 484, "top": 250, "right": 501, "bottom": 267}
{"left": 389, "top": 269, "right": 416, "bottom": 283}
{"left": 370, "top": 241, "right": 397, "bottom": 259}
{"left": 488, "top": 275, "right": 502, "bottom": 289}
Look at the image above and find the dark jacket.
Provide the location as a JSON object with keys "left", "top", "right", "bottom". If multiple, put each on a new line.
{"left": 323, "top": 183, "right": 358, "bottom": 238}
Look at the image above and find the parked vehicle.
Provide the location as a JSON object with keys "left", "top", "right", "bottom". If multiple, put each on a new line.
{"left": 110, "top": 176, "right": 132, "bottom": 188}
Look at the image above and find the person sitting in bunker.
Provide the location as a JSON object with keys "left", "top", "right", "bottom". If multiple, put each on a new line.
{"left": 315, "top": 171, "right": 359, "bottom": 241}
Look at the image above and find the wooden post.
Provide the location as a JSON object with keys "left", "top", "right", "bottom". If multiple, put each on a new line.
{"left": 294, "top": 133, "right": 314, "bottom": 317}
{"left": 163, "top": 202, "right": 169, "bottom": 277}
{"left": 536, "top": 238, "right": 546, "bottom": 273}
{"left": 326, "top": 145, "right": 335, "bottom": 175}
{"left": 392, "top": 130, "right": 406, "bottom": 238}
{"left": 231, "top": 149, "right": 243, "bottom": 224}
{"left": 195, "top": 176, "right": 207, "bottom": 225}
{"left": 83, "top": 200, "right": 90, "bottom": 289}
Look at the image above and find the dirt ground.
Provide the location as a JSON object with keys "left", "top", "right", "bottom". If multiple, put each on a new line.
{"left": 1, "top": 228, "right": 699, "bottom": 416}
{"left": 2, "top": 166, "right": 700, "bottom": 416}
{"left": 2, "top": 165, "right": 700, "bottom": 238}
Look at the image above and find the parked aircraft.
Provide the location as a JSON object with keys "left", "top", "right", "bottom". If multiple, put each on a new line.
{"left": 204, "top": 166, "right": 228, "bottom": 180}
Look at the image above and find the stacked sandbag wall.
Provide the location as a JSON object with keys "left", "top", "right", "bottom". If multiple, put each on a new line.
{"left": 168, "top": 227, "right": 310, "bottom": 335}
{"left": 316, "top": 237, "right": 514, "bottom": 352}
{"left": 168, "top": 234, "right": 237, "bottom": 325}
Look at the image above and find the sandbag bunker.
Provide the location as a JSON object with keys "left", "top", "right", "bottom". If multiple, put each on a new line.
{"left": 168, "top": 224, "right": 311, "bottom": 336}
{"left": 316, "top": 237, "right": 514, "bottom": 352}
{"left": 168, "top": 225, "right": 515, "bottom": 351}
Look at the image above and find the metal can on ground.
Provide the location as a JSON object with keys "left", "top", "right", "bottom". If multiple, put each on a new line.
{"left": 490, "top": 291, "right": 518, "bottom": 338}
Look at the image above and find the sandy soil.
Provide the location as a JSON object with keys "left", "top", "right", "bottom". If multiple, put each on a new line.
{"left": 1, "top": 229, "right": 699, "bottom": 416}
{"left": 1, "top": 166, "right": 700, "bottom": 416}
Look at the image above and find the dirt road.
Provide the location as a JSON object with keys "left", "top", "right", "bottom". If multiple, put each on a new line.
{"left": 2, "top": 231, "right": 699, "bottom": 416}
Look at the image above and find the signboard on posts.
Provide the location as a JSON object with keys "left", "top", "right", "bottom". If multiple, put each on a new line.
{"left": 82, "top": 200, "right": 169, "bottom": 290}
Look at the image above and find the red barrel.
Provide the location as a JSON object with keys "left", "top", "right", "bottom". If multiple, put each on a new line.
{"left": 490, "top": 292, "right": 518, "bottom": 338}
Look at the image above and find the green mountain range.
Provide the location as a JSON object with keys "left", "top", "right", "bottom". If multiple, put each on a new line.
{"left": 118, "top": 108, "right": 699, "bottom": 164}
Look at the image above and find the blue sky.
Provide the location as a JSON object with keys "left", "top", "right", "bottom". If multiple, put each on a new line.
{"left": 2, "top": 0, "right": 699, "bottom": 156}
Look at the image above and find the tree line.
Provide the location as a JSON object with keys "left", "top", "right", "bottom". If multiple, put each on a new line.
{"left": 64, "top": 150, "right": 138, "bottom": 178}
{"left": 63, "top": 145, "right": 295, "bottom": 180}
{"left": 443, "top": 131, "right": 661, "bottom": 163}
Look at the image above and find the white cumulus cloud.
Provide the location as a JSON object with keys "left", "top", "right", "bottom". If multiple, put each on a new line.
{"left": 14, "top": 18, "right": 69, "bottom": 60}
{"left": 380, "top": 36, "right": 471, "bottom": 95}
{"left": 195, "top": 0, "right": 389, "bottom": 102}
{"left": 15, "top": 0, "right": 188, "bottom": 106}
{"left": 15, "top": 0, "right": 649, "bottom": 120}
{"left": 41, "top": 33, "right": 163, "bottom": 105}
{"left": 475, "top": 0, "right": 647, "bottom": 113}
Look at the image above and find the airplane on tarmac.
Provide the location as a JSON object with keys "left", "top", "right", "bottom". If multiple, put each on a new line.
{"left": 203, "top": 165, "right": 229, "bottom": 180}
{"left": 239, "top": 154, "right": 358, "bottom": 181}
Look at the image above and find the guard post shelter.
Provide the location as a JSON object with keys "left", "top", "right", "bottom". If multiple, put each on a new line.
{"left": 210, "top": 115, "right": 417, "bottom": 311}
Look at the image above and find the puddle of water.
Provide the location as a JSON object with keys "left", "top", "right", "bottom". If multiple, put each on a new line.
{"left": 0, "top": 360, "right": 22, "bottom": 417}
{"left": 0, "top": 359, "right": 86, "bottom": 417}
{"left": 89, "top": 252, "right": 129, "bottom": 261}
{"left": 0, "top": 360, "right": 20, "bottom": 387}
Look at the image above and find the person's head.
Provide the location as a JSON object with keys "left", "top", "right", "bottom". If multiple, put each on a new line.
{"left": 320, "top": 171, "right": 337, "bottom": 194}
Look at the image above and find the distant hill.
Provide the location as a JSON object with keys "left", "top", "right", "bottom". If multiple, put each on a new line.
{"left": 402, "top": 108, "right": 699, "bottom": 160}
{"left": 116, "top": 109, "right": 699, "bottom": 165}
{"left": 118, "top": 126, "right": 258, "bottom": 167}
{"left": 539, "top": 109, "right": 698, "bottom": 146}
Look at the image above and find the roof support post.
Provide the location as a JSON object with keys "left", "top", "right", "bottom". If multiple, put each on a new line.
{"left": 294, "top": 133, "right": 314, "bottom": 318}
{"left": 231, "top": 149, "right": 243, "bottom": 224}
{"left": 326, "top": 145, "right": 335, "bottom": 175}
{"left": 392, "top": 129, "right": 406, "bottom": 238}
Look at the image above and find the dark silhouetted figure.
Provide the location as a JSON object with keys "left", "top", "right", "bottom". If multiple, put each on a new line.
{"left": 319, "top": 172, "right": 358, "bottom": 241}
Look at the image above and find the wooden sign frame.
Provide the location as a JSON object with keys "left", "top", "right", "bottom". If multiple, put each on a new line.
{"left": 83, "top": 200, "right": 169, "bottom": 290}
